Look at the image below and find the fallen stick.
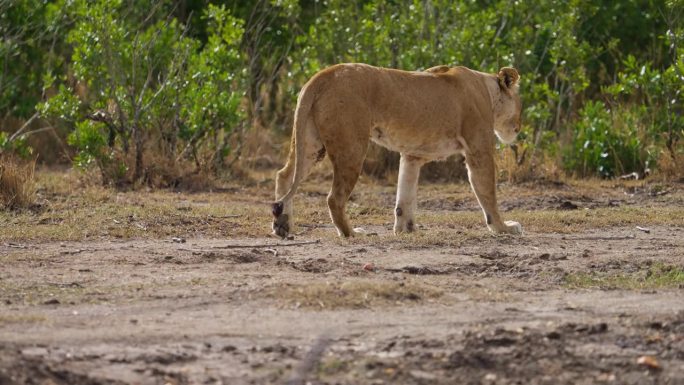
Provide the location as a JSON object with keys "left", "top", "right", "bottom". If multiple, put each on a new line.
{"left": 561, "top": 235, "right": 636, "bottom": 241}
{"left": 4, "top": 243, "right": 28, "bottom": 249}
{"left": 635, "top": 226, "right": 651, "bottom": 233}
{"left": 210, "top": 239, "right": 321, "bottom": 249}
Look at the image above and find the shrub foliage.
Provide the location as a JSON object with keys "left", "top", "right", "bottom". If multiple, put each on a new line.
{"left": 1, "top": 0, "right": 682, "bottom": 183}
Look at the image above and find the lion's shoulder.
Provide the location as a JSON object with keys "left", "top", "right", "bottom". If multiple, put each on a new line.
{"left": 423, "top": 65, "right": 474, "bottom": 76}
{"left": 424, "top": 65, "right": 450, "bottom": 74}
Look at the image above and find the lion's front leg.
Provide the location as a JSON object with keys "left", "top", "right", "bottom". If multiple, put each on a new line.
{"left": 394, "top": 155, "right": 425, "bottom": 234}
{"left": 465, "top": 151, "right": 522, "bottom": 235}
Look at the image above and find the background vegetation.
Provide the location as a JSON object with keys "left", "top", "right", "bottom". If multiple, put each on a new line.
{"left": 1, "top": 0, "right": 683, "bottom": 191}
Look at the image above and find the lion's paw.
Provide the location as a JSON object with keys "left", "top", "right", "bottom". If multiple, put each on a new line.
{"left": 272, "top": 214, "right": 290, "bottom": 239}
{"left": 393, "top": 219, "right": 416, "bottom": 235}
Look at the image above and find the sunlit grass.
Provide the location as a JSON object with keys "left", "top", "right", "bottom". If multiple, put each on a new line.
{"left": 564, "top": 263, "right": 684, "bottom": 290}
{"left": 0, "top": 276, "right": 217, "bottom": 306}
{"left": 1, "top": 168, "right": 681, "bottom": 242}
{"left": 506, "top": 206, "right": 684, "bottom": 233}
{"left": 0, "top": 156, "right": 36, "bottom": 210}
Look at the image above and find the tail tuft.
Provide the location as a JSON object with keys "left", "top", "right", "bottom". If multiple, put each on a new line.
{"left": 272, "top": 201, "right": 284, "bottom": 217}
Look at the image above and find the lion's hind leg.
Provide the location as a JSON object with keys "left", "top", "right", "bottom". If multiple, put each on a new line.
{"left": 323, "top": 131, "right": 369, "bottom": 238}
{"left": 272, "top": 118, "right": 324, "bottom": 238}
{"left": 327, "top": 160, "right": 365, "bottom": 237}
{"left": 273, "top": 156, "right": 295, "bottom": 238}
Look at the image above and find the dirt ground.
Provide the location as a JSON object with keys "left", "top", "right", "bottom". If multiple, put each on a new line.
{"left": 1, "top": 171, "right": 683, "bottom": 385}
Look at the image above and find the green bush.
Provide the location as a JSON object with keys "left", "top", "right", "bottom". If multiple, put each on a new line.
{"left": 38, "top": 1, "right": 246, "bottom": 185}
{"left": 1, "top": 0, "right": 682, "bottom": 181}
{"left": 565, "top": 101, "right": 653, "bottom": 177}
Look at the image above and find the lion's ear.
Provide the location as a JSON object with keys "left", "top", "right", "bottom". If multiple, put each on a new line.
{"left": 498, "top": 67, "right": 520, "bottom": 91}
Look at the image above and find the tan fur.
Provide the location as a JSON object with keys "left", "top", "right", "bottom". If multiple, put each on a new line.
{"left": 272, "top": 63, "right": 523, "bottom": 238}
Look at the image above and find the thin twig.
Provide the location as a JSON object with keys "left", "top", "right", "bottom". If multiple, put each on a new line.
{"left": 7, "top": 111, "right": 40, "bottom": 143}
{"left": 4, "top": 242, "right": 28, "bottom": 249}
{"left": 210, "top": 239, "right": 321, "bottom": 249}
{"left": 16, "top": 126, "right": 54, "bottom": 138}
{"left": 59, "top": 249, "right": 92, "bottom": 255}
{"left": 562, "top": 235, "right": 636, "bottom": 241}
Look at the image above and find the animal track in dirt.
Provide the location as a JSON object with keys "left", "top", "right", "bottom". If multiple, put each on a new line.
{"left": 286, "top": 257, "right": 337, "bottom": 273}
{"left": 181, "top": 250, "right": 265, "bottom": 264}
{"left": 321, "top": 311, "right": 684, "bottom": 385}
{"left": 453, "top": 260, "right": 541, "bottom": 279}
{"left": 1, "top": 222, "right": 682, "bottom": 385}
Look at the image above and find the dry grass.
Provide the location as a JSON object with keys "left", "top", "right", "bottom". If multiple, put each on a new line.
{"left": 0, "top": 314, "right": 48, "bottom": 325}
{"left": 497, "top": 145, "right": 563, "bottom": 183}
{"left": 0, "top": 280, "right": 90, "bottom": 306}
{"left": 0, "top": 156, "right": 36, "bottom": 210}
{"left": 656, "top": 151, "right": 684, "bottom": 181}
{"left": 0, "top": 167, "right": 263, "bottom": 241}
{"left": 0, "top": 270, "right": 214, "bottom": 306}
{"left": 272, "top": 279, "right": 443, "bottom": 309}
{"left": 565, "top": 263, "right": 684, "bottom": 290}
{"left": 0, "top": 167, "right": 682, "bottom": 243}
{"left": 141, "top": 152, "right": 220, "bottom": 191}
{"left": 465, "top": 287, "right": 518, "bottom": 302}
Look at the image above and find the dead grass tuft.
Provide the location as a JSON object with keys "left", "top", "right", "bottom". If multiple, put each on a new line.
{"left": 0, "top": 314, "right": 48, "bottom": 325}
{"left": 0, "top": 156, "right": 36, "bottom": 210}
{"left": 497, "top": 145, "right": 562, "bottom": 183}
{"left": 655, "top": 151, "right": 684, "bottom": 181}
{"left": 236, "top": 125, "right": 281, "bottom": 171}
{"left": 273, "top": 279, "right": 443, "bottom": 309}
{"left": 141, "top": 151, "right": 224, "bottom": 191}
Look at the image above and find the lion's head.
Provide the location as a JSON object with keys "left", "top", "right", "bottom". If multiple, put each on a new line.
{"left": 492, "top": 67, "right": 521, "bottom": 144}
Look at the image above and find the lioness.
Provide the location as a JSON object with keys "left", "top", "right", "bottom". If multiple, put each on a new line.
{"left": 272, "top": 63, "right": 522, "bottom": 238}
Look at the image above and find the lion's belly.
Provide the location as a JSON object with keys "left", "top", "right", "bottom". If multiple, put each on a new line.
{"left": 369, "top": 125, "right": 465, "bottom": 160}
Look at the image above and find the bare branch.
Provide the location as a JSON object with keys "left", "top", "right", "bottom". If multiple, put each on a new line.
{"left": 7, "top": 111, "right": 40, "bottom": 143}
{"left": 17, "top": 126, "right": 54, "bottom": 138}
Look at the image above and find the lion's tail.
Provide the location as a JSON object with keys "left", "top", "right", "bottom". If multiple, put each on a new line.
{"left": 272, "top": 81, "right": 319, "bottom": 217}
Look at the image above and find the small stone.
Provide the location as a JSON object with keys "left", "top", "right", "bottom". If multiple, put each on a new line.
{"left": 546, "top": 331, "right": 561, "bottom": 339}
{"left": 559, "top": 201, "right": 578, "bottom": 210}
{"left": 21, "top": 347, "right": 49, "bottom": 357}
{"left": 410, "top": 370, "right": 436, "bottom": 380}
{"left": 637, "top": 355, "right": 661, "bottom": 369}
{"left": 596, "top": 373, "right": 616, "bottom": 382}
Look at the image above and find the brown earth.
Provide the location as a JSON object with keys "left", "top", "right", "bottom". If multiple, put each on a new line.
{"left": 1, "top": 173, "right": 683, "bottom": 385}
